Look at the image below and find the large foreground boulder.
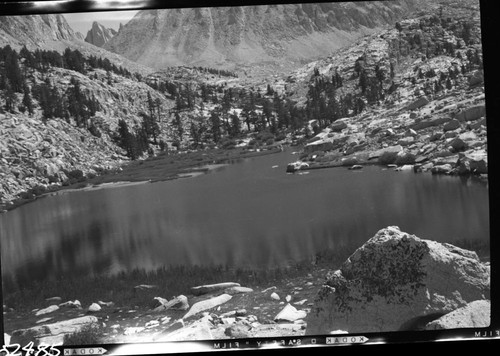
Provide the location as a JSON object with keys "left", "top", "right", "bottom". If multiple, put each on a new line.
{"left": 305, "top": 226, "right": 490, "bottom": 334}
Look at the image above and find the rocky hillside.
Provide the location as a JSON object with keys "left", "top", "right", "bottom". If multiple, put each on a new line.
{"left": 85, "top": 21, "right": 118, "bottom": 47}
{"left": 0, "top": 48, "right": 174, "bottom": 208}
{"left": 104, "top": 1, "right": 424, "bottom": 75}
{"left": 282, "top": 0, "right": 487, "bottom": 178}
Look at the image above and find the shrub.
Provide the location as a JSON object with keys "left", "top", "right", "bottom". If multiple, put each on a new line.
{"left": 63, "top": 325, "right": 102, "bottom": 346}
{"left": 220, "top": 137, "right": 237, "bottom": 149}
{"left": 378, "top": 151, "right": 398, "bottom": 165}
{"left": 395, "top": 153, "right": 417, "bottom": 165}
{"left": 66, "top": 169, "right": 84, "bottom": 181}
{"left": 265, "top": 138, "right": 274, "bottom": 146}
{"left": 30, "top": 185, "right": 47, "bottom": 196}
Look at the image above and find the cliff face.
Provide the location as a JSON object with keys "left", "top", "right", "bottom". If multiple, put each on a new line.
{"left": 85, "top": 21, "right": 118, "bottom": 47}
{"left": 0, "top": 14, "right": 81, "bottom": 49}
{"left": 104, "top": 1, "right": 424, "bottom": 71}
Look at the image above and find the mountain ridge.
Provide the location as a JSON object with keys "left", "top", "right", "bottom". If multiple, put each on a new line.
{"left": 104, "top": 1, "right": 426, "bottom": 74}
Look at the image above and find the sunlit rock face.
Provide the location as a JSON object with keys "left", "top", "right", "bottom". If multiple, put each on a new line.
{"left": 85, "top": 21, "right": 118, "bottom": 47}
{"left": 305, "top": 226, "right": 490, "bottom": 334}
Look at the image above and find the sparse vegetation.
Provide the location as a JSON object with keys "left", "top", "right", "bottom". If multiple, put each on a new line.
{"left": 63, "top": 324, "right": 103, "bottom": 346}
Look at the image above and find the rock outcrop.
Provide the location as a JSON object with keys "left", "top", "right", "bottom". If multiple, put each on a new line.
{"left": 10, "top": 316, "right": 99, "bottom": 346}
{"left": 85, "top": 21, "right": 118, "bottom": 47}
{"left": 305, "top": 226, "right": 490, "bottom": 334}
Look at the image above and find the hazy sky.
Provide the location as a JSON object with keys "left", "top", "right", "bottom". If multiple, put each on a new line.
{"left": 63, "top": 10, "right": 138, "bottom": 35}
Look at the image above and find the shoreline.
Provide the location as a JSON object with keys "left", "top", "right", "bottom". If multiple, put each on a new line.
{"left": 2, "top": 234, "right": 490, "bottom": 345}
{"left": 0, "top": 146, "right": 283, "bottom": 213}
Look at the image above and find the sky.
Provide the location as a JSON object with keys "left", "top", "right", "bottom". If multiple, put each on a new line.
{"left": 63, "top": 10, "right": 138, "bottom": 35}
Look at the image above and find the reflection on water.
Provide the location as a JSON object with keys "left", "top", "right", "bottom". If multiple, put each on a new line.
{"left": 0, "top": 150, "right": 490, "bottom": 289}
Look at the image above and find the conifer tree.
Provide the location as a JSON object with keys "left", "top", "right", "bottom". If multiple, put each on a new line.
{"left": 22, "top": 83, "right": 34, "bottom": 116}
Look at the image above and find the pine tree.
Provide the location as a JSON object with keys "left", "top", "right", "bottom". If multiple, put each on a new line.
{"left": 140, "top": 111, "right": 160, "bottom": 144}
{"left": 209, "top": 110, "right": 221, "bottom": 143}
{"left": 3, "top": 79, "right": 17, "bottom": 113}
{"left": 230, "top": 111, "right": 241, "bottom": 137}
{"left": 5, "top": 48, "right": 23, "bottom": 93}
{"left": 22, "top": 83, "right": 34, "bottom": 116}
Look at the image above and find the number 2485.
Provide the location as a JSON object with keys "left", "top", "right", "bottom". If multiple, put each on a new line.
{"left": 1, "top": 342, "right": 60, "bottom": 356}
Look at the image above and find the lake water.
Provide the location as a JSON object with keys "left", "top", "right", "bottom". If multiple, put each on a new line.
{"left": 0, "top": 149, "right": 490, "bottom": 289}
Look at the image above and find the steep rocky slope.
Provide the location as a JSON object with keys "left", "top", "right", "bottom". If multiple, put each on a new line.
{"left": 0, "top": 63, "right": 173, "bottom": 208}
{"left": 0, "top": 13, "right": 81, "bottom": 47}
{"left": 104, "top": 1, "right": 425, "bottom": 75}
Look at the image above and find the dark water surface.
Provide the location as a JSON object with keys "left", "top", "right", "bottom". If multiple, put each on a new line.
{"left": 0, "top": 149, "right": 490, "bottom": 288}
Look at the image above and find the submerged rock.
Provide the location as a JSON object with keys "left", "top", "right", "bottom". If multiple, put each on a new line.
{"left": 305, "top": 226, "right": 490, "bottom": 334}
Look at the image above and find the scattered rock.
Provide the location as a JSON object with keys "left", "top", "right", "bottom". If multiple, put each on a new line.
{"left": 88, "top": 303, "right": 101, "bottom": 313}
{"left": 35, "top": 305, "right": 59, "bottom": 316}
{"left": 448, "top": 138, "right": 468, "bottom": 153}
{"left": 330, "top": 121, "right": 348, "bottom": 132}
{"left": 153, "top": 295, "right": 189, "bottom": 312}
{"left": 262, "top": 286, "right": 277, "bottom": 293}
{"left": 286, "top": 161, "right": 309, "bottom": 172}
{"left": 157, "top": 316, "right": 213, "bottom": 341}
{"left": 455, "top": 105, "right": 485, "bottom": 122}
{"left": 443, "top": 119, "right": 460, "bottom": 132}
{"left": 191, "top": 282, "right": 240, "bottom": 296}
{"left": 36, "top": 318, "right": 53, "bottom": 324}
{"left": 405, "top": 96, "right": 429, "bottom": 111}
{"left": 306, "top": 226, "right": 490, "bottom": 334}
{"left": 431, "top": 164, "right": 453, "bottom": 175}
{"left": 59, "top": 300, "right": 82, "bottom": 309}
{"left": 183, "top": 294, "right": 232, "bottom": 320}
{"left": 270, "top": 292, "right": 280, "bottom": 301}
{"left": 468, "top": 71, "right": 484, "bottom": 87}
{"left": 145, "top": 320, "right": 160, "bottom": 329}
{"left": 124, "top": 326, "right": 145, "bottom": 335}
{"left": 274, "top": 304, "right": 307, "bottom": 323}
{"left": 224, "top": 323, "right": 253, "bottom": 338}
{"left": 97, "top": 301, "right": 114, "bottom": 307}
{"left": 456, "top": 151, "right": 488, "bottom": 175}
{"left": 225, "top": 286, "right": 254, "bottom": 295}
{"left": 425, "top": 300, "right": 491, "bottom": 330}
{"left": 133, "top": 284, "right": 158, "bottom": 294}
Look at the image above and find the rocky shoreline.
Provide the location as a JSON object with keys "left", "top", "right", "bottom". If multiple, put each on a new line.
{"left": 286, "top": 87, "right": 487, "bottom": 182}
{"left": 3, "top": 226, "right": 490, "bottom": 346}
